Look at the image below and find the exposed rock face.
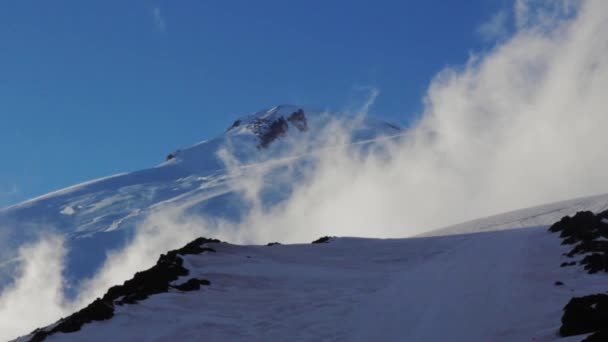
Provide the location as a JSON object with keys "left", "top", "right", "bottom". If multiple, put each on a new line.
{"left": 227, "top": 119, "right": 241, "bottom": 132}
{"left": 231, "top": 107, "right": 309, "bottom": 149}
{"left": 28, "top": 237, "right": 219, "bottom": 342}
{"left": 548, "top": 210, "right": 608, "bottom": 340}
{"left": 560, "top": 294, "right": 608, "bottom": 337}
{"left": 173, "top": 278, "right": 211, "bottom": 291}
{"left": 287, "top": 109, "right": 308, "bottom": 132}
{"left": 166, "top": 149, "right": 180, "bottom": 161}
{"left": 257, "top": 116, "right": 289, "bottom": 149}
{"left": 549, "top": 210, "right": 608, "bottom": 273}
{"left": 312, "top": 236, "right": 333, "bottom": 244}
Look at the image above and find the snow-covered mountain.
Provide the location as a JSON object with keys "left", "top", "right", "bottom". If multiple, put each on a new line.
{"left": 0, "top": 105, "right": 401, "bottom": 288}
{"left": 3, "top": 105, "right": 608, "bottom": 341}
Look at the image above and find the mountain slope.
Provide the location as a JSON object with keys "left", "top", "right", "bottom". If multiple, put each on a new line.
{"left": 18, "top": 198, "right": 608, "bottom": 341}
{"left": 0, "top": 105, "right": 401, "bottom": 285}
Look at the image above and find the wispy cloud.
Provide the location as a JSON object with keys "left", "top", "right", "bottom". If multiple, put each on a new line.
{"left": 152, "top": 5, "right": 166, "bottom": 33}
{"left": 0, "top": 184, "right": 19, "bottom": 207}
{"left": 8, "top": 184, "right": 18, "bottom": 196}
{"left": 477, "top": 9, "right": 510, "bottom": 41}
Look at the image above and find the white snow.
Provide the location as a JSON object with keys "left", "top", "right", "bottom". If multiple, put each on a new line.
{"left": 32, "top": 223, "right": 607, "bottom": 342}
{"left": 425, "top": 193, "right": 608, "bottom": 237}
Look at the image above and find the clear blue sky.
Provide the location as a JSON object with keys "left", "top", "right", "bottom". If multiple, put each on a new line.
{"left": 0, "top": 0, "right": 511, "bottom": 206}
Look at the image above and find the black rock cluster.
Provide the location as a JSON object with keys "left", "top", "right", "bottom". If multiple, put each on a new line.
{"left": 549, "top": 210, "right": 608, "bottom": 273}
{"left": 258, "top": 117, "right": 289, "bottom": 149}
{"left": 560, "top": 294, "right": 608, "bottom": 340}
{"left": 548, "top": 211, "right": 608, "bottom": 341}
{"left": 29, "top": 237, "right": 219, "bottom": 342}
{"left": 247, "top": 109, "right": 309, "bottom": 149}
{"left": 311, "top": 236, "right": 333, "bottom": 244}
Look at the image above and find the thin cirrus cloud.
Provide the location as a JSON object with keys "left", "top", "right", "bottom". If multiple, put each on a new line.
{"left": 0, "top": 184, "right": 19, "bottom": 206}
{"left": 152, "top": 5, "right": 166, "bottom": 33}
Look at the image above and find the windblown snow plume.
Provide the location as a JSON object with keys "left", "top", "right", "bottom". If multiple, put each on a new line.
{"left": 213, "top": 0, "right": 608, "bottom": 238}
{"left": 0, "top": 235, "right": 70, "bottom": 340}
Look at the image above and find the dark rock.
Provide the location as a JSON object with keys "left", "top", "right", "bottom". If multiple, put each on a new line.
{"left": 166, "top": 150, "right": 181, "bottom": 161}
{"left": 583, "top": 329, "right": 608, "bottom": 341}
{"left": 258, "top": 117, "right": 289, "bottom": 148}
{"left": 549, "top": 211, "right": 608, "bottom": 243}
{"left": 176, "top": 237, "right": 219, "bottom": 255}
{"left": 550, "top": 212, "right": 608, "bottom": 339}
{"left": 28, "top": 237, "right": 220, "bottom": 342}
{"left": 245, "top": 108, "right": 310, "bottom": 148}
{"left": 173, "top": 278, "right": 211, "bottom": 291}
{"left": 287, "top": 109, "right": 308, "bottom": 132}
{"left": 560, "top": 261, "right": 576, "bottom": 267}
{"left": 580, "top": 253, "right": 608, "bottom": 274}
{"left": 555, "top": 281, "right": 564, "bottom": 286}
{"left": 548, "top": 211, "right": 608, "bottom": 273}
{"left": 267, "top": 242, "right": 281, "bottom": 246}
{"left": 312, "top": 236, "right": 332, "bottom": 244}
{"left": 29, "top": 298, "right": 114, "bottom": 342}
{"left": 227, "top": 119, "right": 241, "bottom": 131}
{"left": 560, "top": 294, "right": 608, "bottom": 337}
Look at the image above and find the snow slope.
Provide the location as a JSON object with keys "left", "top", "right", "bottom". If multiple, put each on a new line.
{"left": 21, "top": 210, "right": 608, "bottom": 342}
{"left": 426, "top": 193, "right": 608, "bottom": 236}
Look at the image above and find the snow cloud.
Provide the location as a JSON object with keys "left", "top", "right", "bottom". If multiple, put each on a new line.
{"left": 0, "top": 235, "right": 72, "bottom": 340}
{"left": 204, "top": 0, "right": 608, "bottom": 239}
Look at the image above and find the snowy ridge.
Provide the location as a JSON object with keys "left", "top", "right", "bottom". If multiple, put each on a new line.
{"left": 16, "top": 216, "right": 607, "bottom": 341}
{"left": 426, "top": 193, "right": 608, "bottom": 237}
{"left": 16, "top": 193, "right": 608, "bottom": 341}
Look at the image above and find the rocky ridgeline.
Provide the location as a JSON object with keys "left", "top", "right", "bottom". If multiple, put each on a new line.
{"left": 227, "top": 108, "right": 309, "bottom": 149}
{"left": 28, "top": 238, "right": 220, "bottom": 342}
{"left": 549, "top": 211, "right": 608, "bottom": 341}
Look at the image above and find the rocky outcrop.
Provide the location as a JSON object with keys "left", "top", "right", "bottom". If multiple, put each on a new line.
{"left": 242, "top": 108, "right": 309, "bottom": 149}
{"left": 548, "top": 211, "right": 608, "bottom": 341}
{"left": 257, "top": 117, "right": 289, "bottom": 149}
{"left": 549, "top": 210, "right": 608, "bottom": 273}
{"left": 28, "top": 237, "right": 219, "bottom": 342}
{"left": 287, "top": 109, "right": 308, "bottom": 132}
{"left": 312, "top": 236, "right": 333, "bottom": 244}
{"left": 560, "top": 294, "right": 608, "bottom": 338}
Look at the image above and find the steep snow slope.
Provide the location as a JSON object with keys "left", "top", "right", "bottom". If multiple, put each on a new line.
{"left": 20, "top": 203, "right": 608, "bottom": 342}
{"left": 0, "top": 105, "right": 400, "bottom": 286}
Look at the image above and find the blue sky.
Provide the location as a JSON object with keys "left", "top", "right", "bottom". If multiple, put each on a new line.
{"left": 0, "top": 0, "right": 512, "bottom": 206}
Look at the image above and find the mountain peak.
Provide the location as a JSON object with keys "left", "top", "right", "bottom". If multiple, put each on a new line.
{"left": 225, "top": 105, "right": 309, "bottom": 148}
